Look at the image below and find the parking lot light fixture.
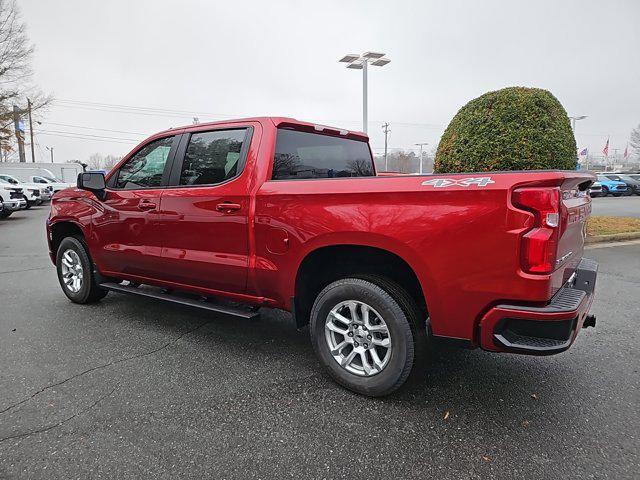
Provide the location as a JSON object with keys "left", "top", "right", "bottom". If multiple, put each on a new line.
{"left": 569, "top": 115, "right": 587, "bottom": 132}
{"left": 339, "top": 54, "right": 360, "bottom": 63}
{"left": 339, "top": 51, "right": 391, "bottom": 134}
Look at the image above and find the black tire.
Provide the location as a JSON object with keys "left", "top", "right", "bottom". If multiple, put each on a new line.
{"left": 0, "top": 196, "right": 8, "bottom": 219}
{"left": 612, "top": 193, "right": 621, "bottom": 197}
{"left": 22, "top": 196, "right": 31, "bottom": 209}
{"left": 601, "top": 186, "right": 609, "bottom": 197}
{"left": 56, "top": 236, "right": 108, "bottom": 304}
{"left": 355, "top": 274, "right": 430, "bottom": 368}
{"left": 310, "top": 277, "right": 423, "bottom": 397}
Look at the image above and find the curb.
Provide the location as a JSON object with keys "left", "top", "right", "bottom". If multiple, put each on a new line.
{"left": 585, "top": 232, "right": 640, "bottom": 244}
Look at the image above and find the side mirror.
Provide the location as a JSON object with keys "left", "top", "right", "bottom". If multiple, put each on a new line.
{"left": 77, "top": 172, "right": 106, "bottom": 198}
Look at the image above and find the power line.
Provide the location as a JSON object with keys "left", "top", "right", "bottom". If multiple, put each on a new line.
{"left": 52, "top": 98, "right": 446, "bottom": 129}
{"left": 52, "top": 99, "right": 235, "bottom": 121}
{"left": 35, "top": 129, "right": 140, "bottom": 142}
{"left": 34, "top": 131, "right": 139, "bottom": 144}
{"left": 55, "top": 98, "right": 233, "bottom": 117}
{"left": 40, "top": 121, "right": 148, "bottom": 136}
{"left": 35, "top": 139, "right": 47, "bottom": 162}
{"left": 51, "top": 103, "right": 197, "bottom": 120}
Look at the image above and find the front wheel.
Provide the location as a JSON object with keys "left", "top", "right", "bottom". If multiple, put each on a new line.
{"left": 56, "top": 236, "right": 108, "bottom": 304}
{"left": 310, "top": 277, "right": 421, "bottom": 397}
{"left": 22, "top": 196, "right": 31, "bottom": 209}
{"left": 601, "top": 186, "right": 609, "bottom": 197}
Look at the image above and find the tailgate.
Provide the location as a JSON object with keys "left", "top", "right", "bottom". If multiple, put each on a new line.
{"left": 553, "top": 175, "right": 593, "bottom": 291}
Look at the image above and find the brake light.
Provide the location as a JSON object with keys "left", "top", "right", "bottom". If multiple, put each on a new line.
{"left": 513, "top": 187, "right": 561, "bottom": 274}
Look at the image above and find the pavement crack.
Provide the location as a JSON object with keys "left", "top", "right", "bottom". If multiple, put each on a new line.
{"left": 0, "top": 384, "right": 119, "bottom": 444}
{"left": 0, "top": 266, "right": 51, "bottom": 275}
{"left": 0, "top": 319, "right": 214, "bottom": 415}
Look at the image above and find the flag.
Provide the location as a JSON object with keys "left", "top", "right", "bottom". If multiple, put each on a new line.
{"left": 624, "top": 143, "right": 629, "bottom": 159}
{"left": 602, "top": 138, "right": 609, "bottom": 157}
{"left": 579, "top": 147, "right": 588, "bottom": 156}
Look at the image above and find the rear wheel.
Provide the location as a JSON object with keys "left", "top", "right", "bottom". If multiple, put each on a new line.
{"left": 56, "top": 236, "right": 108, "bottom": 304}
{"left": 310, "top": 277, "right": 424, "bottom": 396}
{"left": 22, "top": 195, "right": 32, "bottom": 209}
{"left": 601, "top": 186, "right": 609, "bottom": 196}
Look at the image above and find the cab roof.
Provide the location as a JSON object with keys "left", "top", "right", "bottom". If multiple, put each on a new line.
{"left": 159, "top": 116, "right": 369, "bottom": 142}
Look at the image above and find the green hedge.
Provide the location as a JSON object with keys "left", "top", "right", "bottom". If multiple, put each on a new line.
{"left": 434, "top": 86, "right": 577, "bottom": 173}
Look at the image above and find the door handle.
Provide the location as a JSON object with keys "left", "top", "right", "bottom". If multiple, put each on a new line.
{"left": 216, "top": 202, "right": 241, "bottom": 213}
{"left": 138, "top": 200, "right": 157, "bottom": 211}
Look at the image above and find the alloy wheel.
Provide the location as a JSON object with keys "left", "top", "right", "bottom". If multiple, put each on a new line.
{"left": 324, "top": 300, "right": 392, "bottom": 376}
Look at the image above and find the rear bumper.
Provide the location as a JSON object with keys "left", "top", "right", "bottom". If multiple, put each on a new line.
{"left": 479, "top": 258, "right": 597, "bottom": 355}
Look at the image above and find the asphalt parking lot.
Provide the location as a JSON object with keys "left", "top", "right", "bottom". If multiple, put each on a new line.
{"left": 591, "top": 194, "right": 640, "bottom": 218}
{"left": 1, "top": 207, "right": 639, "bottom": 479}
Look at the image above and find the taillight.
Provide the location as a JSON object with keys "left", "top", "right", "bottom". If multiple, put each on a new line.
{"left": 513, "top": 187, "right": 561, "bottom": 274}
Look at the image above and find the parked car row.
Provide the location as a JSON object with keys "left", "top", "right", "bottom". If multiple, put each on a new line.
{"left": 589, "top": 172, "right": 640, "bottom": 197}
{"left": 0, "top": 172, "right": 74, "bottom": 219}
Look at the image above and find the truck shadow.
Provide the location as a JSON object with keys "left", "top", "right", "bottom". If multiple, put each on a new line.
{"left": 92, "top": 292, "right": 591, "bottom": 424}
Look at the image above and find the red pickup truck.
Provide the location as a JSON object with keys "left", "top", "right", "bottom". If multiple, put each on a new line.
{"left": 47, "top": 117, "right": 598, "bottom": 396}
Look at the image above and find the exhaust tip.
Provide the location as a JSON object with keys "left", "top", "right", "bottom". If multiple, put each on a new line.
{"left": 583, "top": 314, "right": 596, "bottom": 329}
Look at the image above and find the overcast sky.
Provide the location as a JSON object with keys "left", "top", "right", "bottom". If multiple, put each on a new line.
{"left": 19, "top": 0, "right": 640, "bottom": 163}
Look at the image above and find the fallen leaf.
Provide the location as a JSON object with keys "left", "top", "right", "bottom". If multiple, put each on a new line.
{"left": 530, "top": 393, "right": 537, "bottom": 400}
{"left": 522, "top": 420, "right": 530, "bottom": 428}
{"left": 482, "top": 456, "right": 491, "bottom": 462}
{"left": 443, "top": 411, "right": 450, "bottom": 420}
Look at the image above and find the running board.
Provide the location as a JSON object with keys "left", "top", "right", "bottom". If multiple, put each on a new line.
{"left": 100, "top": 282, "right": 260, "bottom": 320}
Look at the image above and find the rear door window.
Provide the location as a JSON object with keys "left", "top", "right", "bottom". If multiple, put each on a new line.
{"left": 272, "top": 129, "right": 374, "bottom": 180}
{"left": 178, "top": 129, "right": 248, "bottom": 186}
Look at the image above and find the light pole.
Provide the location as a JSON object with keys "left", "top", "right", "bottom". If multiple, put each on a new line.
{"left": 46, "top": 146, "right": 54, "bottom": 163}
{"left": 569, "top": 115, "right": 587, "bottom": 133}
{"left": 415, "top": 142, "right": 428, "bottom": 174}
{"left": 339, "top": 52, "right": 391, "bottom": 134}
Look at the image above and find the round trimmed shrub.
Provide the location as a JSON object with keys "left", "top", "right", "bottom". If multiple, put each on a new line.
{"left": 434, "top": 86, "right": 577, "bottom": 173}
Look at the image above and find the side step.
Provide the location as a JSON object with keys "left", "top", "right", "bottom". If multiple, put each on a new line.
{"left": 100, "top": 282, "right": 260, "bottom": 320}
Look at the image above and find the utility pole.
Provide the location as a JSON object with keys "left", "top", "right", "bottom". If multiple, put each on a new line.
{"left": 415, "top": 142, "right": 428, "bottom": 174}
{"left": 382, "top": 122, "right": 391, "bottom": 171}
{"left": 46, "top": 146, "right": 54, "bottom": 163}
{"left": 27, "top": 98, "right": 35, "bottom": 162}
{"left": 13, "top": 105, "right": 26, "bottom": 162}
{"left": 612, "top": 148, "right": 619, "bottom": 171}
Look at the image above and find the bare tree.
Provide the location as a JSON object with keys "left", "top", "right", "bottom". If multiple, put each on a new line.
{"left": 630, "top": 124, "right": 640, "bottom": 160}
{"left": 87, "top": 153, "right": 105, "bottom": 170}
{"left": 86, "top": 153, "right": 122, "bottom": 171}
{"left": 0, "top": 1, "right": 50, "bottom": 159}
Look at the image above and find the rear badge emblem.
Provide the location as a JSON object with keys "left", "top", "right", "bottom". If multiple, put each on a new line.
{"left": 422, "top": 177, "right": 495, "bottom": 188}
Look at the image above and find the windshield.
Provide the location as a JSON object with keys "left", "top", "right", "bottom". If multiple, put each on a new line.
{"left": 0, "top": 175, "right": 19, "bottom": 184}
{"left": 44, "top": 176, "right": 62, "bottom": 182}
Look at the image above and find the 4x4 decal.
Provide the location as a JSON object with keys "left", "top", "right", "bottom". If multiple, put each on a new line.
{"left": 421, "top": 177, "right": 495, "bottom": 188}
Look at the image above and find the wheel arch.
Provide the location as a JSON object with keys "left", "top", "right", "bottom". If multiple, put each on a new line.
{"left": 50, "top": 220, "right": 87, "bottom": 256}
{"left": 292, "top": 241, "right": 431, "bottom": 329}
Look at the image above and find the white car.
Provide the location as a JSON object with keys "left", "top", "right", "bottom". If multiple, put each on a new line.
{"left": 0, "top": 183, "right": 27, "bottom": 218}
{"left": 0, "top": 174, "right": 51, "bottom": 208}
{"left": 26, "top": 174, "right": 74, "bottom": 193}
